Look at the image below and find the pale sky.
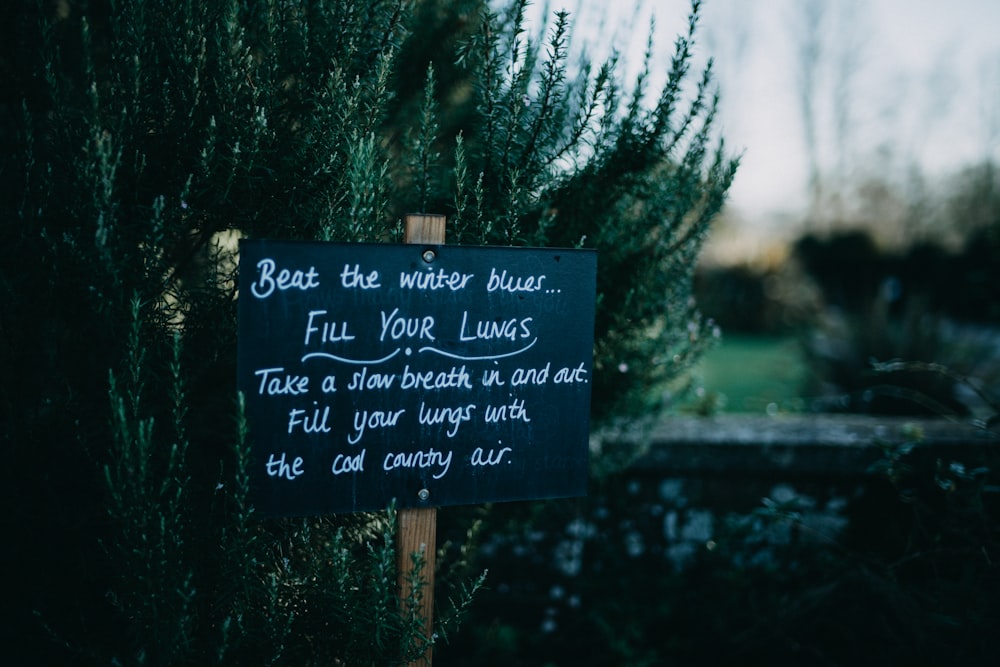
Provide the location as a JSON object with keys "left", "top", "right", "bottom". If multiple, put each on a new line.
{"left": 524, "top": 0, "right": 1000, "bottom": 230}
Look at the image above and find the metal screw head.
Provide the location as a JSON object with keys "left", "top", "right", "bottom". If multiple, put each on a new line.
{"left": 422, "top": 249, "right": 435, "bottom": 263}
{"left": 417, "top": 488, "right": 430, "bottom": 502}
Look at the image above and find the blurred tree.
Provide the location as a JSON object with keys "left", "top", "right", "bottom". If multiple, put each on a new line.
{"left": 1, "top": 0, "right": 735, "bottom": 663}
{"left": 792, "top": 0, "right": 826, "bottom": 225}
{"left": 789, "top": 0, "right": 870, "bottom": 229}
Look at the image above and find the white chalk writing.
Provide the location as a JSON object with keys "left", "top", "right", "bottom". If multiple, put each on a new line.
{"left": 239, "top": 246, "right": 594, "bottom": 515}
{"left": 251, "top": 258, "right": 320, "bottom": 299}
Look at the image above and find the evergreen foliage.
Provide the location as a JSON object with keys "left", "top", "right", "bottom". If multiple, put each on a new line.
{"left": 2, "top": 0, "right": 735, "bottom": 663}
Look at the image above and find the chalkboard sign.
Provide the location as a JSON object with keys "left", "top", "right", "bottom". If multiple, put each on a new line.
{"left": 237, "top": 239, "right": 597, "bottom": 517}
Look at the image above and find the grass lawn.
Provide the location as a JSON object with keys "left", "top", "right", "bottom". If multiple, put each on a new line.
{"left": 686, "top": 334, "right": 810, "bottom": 414}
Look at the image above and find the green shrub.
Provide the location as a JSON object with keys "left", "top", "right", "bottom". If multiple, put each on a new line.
{"left": 794, "top": 229, "right": 1000, "bottom": 415}
{"left": 2, "top": 0, "right": 735, "bottom": 663}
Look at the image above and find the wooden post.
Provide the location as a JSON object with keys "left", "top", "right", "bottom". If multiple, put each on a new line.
{"left": 403, "top": 213, "right": 446, "bottom": 246}
{"left": 398, "top": 213, "right": 444, "bottom": 666}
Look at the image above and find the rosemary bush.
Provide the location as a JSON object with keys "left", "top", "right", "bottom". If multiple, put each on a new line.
{"left": 2, "top": 0, "right": 735, "bottom": 663}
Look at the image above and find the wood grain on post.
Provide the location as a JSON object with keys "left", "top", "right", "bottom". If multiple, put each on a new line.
{"left": 403, "top": 213, "right": 446, "bottom": 246}
{"left": 399, "top": 213, "right": 444, "bottom": 666}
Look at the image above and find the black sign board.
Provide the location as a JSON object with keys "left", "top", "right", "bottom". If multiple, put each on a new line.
{"left": 237, "top": 239, "right": 597, "bottom": 517}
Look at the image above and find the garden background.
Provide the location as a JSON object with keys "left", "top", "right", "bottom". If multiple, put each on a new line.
{"left": 2, "top": 1, "right": 997, "bottom": 665}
